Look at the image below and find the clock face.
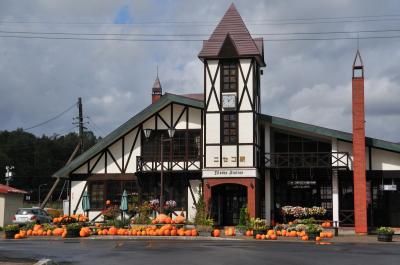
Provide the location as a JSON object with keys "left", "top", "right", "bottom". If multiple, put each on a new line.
{"left": 222, "top": 94, "right": 236, "bottom": 109}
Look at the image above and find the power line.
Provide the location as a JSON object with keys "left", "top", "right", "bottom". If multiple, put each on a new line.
{"left": 1, "top": 34, "right": 400, "bottom": 42}
{"left": 23, "top": 103, "right": 76, "bottom": 131}
{"left": 1, "top": 14, "right": 400, "bottom": 26}
{"left": 2, "top": 28, "right": 400, "bottom": 37}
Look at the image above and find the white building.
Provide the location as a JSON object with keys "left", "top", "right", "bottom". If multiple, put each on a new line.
{"left": 53, "top": 4, "right": 400, "bottom": 231}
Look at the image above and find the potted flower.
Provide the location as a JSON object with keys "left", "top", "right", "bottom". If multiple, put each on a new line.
{"left": 236, "top": 207, "right": 250, "bottom": 235}
{"left": 305, "top": 224, "right": 322, "bottom": 240}
{"left": 196, "top": 218, "right": 214, "bottom": 237}
{"left": 4, "top": 224, "right": 20, "bottom": 239}
{"left": 251, "top": 218, "right": 268, "bottom": 238}
{"left": 376, "top": 227, "right": 394, "bottom": 242}
{"left": 66, "top": 223, "right": 82, "bottom": 238}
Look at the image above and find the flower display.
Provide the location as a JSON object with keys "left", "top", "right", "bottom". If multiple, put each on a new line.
{"left": 149, "top": 199, "right": 160, "bottom": 210}
{"left": 164, "top": 200, "right": 177, "bottom": 209}
{"left": 281, "top": 206, "right": 327, "bottom": 218}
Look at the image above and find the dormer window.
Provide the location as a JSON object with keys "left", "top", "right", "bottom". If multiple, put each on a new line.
{"left": 221, "top": 61, "right": 238, "bottom": 92}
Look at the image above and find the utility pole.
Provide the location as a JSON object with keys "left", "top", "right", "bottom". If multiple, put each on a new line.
{"left": 78, "top": 97, "right": 84, "bottom": 153}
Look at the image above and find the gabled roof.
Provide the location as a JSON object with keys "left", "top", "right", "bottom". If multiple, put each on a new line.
{"left": 261, "top": 114, "right": 400, "bottom": 153}
{"left": 53, "top": 93, "right": 203, "bottom": 178}
{"left": 0, "top": 184, "right": 27, "bottom": 194}
{"left": 198, "top": 4, "right": 265, "bottom": 66}
{"left": 53, "top": 93, "right": 400, "bottom": 178}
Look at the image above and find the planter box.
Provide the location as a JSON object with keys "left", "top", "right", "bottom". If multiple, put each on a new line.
{"left": 377, "top": 234, "right": 393, "bottom": 242}
{"left": 308, "top": 232, "right": 319, "bottom": 240}
{"left": 66, "top": 228, "right": 81, "bottom": 238}
{"left": 253, "top": 229, "right": 267, "bottom": 238}
{"left": 4, "top": 230, "right": 19, "bottom": 239}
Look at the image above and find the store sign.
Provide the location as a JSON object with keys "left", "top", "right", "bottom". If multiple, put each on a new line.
{"left": 202, "top": 168, "right": 257, "bottom": 178}
{"left": 287, "top": 180, "right": 316, "bottom": 189}
{"left": 382, "top": 185, "right": 397, "bottom": 191}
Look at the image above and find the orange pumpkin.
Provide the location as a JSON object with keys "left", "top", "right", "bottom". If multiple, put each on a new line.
{"left": 261, "top": 235, "right": 266, "bottom": 240}
{"left": 174, "top": 215, "right": 186, "bottom": 224}
{"left": 245, "top": 230, "right": 252, "bottom": 237}
{"left": 191, "top": 229, "right": 198, "bottom": 236}
{"left": 315, "top": 236, "right": 321, "bottom": 241}
{"left": 164, "top": 229, "right": 171, "bottom": 236}
{"left": 320, "top": 232, "right": 325, "bottom": 238}
{"left": 46, "top": 230, "right": 52, "bottom": 236}
{"left": 62, "top": 231, "right": 67, "bottom": 238}
{"left": 79, "top": 230, "right": 87, "bottom": 237}
{"left": 171, "top": 229, "right": 177, "bottom": 236}
{"left": 108, "top": 227, "right": 118, "bottom": 235}
{"left": 270, "top": 234, "right": 277, "bottom": 240}
{"left": 212, "top": 229, "right": 220, "bottom": 237}
{"left": 27, "top": 230, "right": 33, "bottom": 236}
{"left": 301, "top": 235, "right": 309, "bottom": 241}
{"left": 325, "top": 232, "right": 333, "bottom": 238}
{"left": 156, "top": 214, "right": 169, "bottom": 223}
{"left": 256, "top": 234, "right": 261, "bottom": 239}
{"left": 276, "top": 230, "right": 282, "bottom": 236}
{"left": 14, "top": 234, "right": 21, "bottom": 239}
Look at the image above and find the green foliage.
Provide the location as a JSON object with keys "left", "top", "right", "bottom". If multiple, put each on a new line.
{"left": 4, "top": 224, "right": 20, "bottom": 232}
{"left": 105, "top": 219, "right": 129, "bottom": 228}
{"left": 305, "top": 224, "right": 322, "bottom": 234}
{"left": 0, "top": 130, "right": 99, "bottom": 202}
{"left": 376, "top": 227, "right": 394, "bottom": 235}
{"left": 295, "top": 217, "right": 316, "bottom": 225}
{"left": 131, "top": 202, "right": 151, "bottom": 224}
{"left": 66, "top": 223, "right": 82, "bottom": 230}
{"left": 0, "top": 226, "right": 3, "bottom": 231}
{"left": 193, "top": 185, "right": 213, "bottom": 227}
{"left": 22, "top": 222, "right": 35, "bottom": 231}
{"left": 249, "top": 218, "right": 268, "bottom": 230}
{"left": 238, "top": 207, "right": 250, "bottom": 227}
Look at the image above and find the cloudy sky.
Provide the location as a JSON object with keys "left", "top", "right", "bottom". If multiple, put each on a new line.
{"left": 0, "top": 0, "right": 399, "bottom": 142}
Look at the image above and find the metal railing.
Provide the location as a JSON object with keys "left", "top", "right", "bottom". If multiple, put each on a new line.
{"left": 264, "top": 152, "right": 349, "bottom": 169}
{"left": 136, "top": 156, "right": 201, "bottom": 172}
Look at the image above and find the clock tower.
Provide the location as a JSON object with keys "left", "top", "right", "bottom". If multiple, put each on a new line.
{"left": 198, "top": 4, "right": 265, "bottom": 220}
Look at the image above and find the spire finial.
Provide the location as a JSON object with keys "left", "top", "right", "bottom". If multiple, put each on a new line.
{"left": 156, "top": 65, "right": 159, "bottom": 78}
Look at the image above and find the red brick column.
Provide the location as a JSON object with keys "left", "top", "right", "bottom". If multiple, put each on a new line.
{"left": 352, "top": 77, "right": 368, "bottom": 234}
{"left": 203, "top": 178, "right": 257, "bottom": 217}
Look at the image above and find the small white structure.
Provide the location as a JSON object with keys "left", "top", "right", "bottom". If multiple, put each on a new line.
{"left": 0, "top": 184, "right": 27, "bottom": 227}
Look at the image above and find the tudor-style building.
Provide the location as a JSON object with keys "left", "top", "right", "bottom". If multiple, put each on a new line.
{"left": 53, "top": 4, "right": 400, "bottom": 232}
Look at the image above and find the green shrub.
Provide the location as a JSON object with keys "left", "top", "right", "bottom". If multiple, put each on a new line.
{"left": 305, "top": 224, "right": 322, "bottom": 234}
{"left": 376, "top": 227, "right": 394, "bottom": 235}
{"left": 4, "top": 224, "right": 20, "bottom": 232}
{"left": 66, "top": 223, "right": 82, "bottom": 231}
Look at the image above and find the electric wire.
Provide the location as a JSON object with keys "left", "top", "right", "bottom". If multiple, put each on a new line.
{"left": 1, "top": 34, "right": 400, "bottom": 42}
{"left": 22, "top": 103, "right": 77, "bottom": 131}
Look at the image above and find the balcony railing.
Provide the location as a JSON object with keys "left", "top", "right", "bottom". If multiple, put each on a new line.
{"left": 264, "top": 152, "right": 349, "bottom": 169}
{"left": 136, "top": 156, "right": 201, "bottom": 172}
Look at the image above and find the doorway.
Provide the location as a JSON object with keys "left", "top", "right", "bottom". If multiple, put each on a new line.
{"left": 211, "top": 184, "right": 247, "bottom": 226}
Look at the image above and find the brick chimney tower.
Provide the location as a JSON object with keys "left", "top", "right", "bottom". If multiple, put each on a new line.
{"left": 352, "top": 49, "right": 368, "bottom": 234}
{"left": 152, "top": 67, "right": 162, "bottom": 103}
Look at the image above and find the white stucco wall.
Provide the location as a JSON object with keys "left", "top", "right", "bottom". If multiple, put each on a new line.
{"left": 187, "top": 179, "right": 202, "bottom": 221}
{"left": 1, "top": 193, "right": 24, "bottom": 227}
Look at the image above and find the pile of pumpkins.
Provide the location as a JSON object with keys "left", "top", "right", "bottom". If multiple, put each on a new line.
{"left": 13, "top": 224, "right": 67, "bottom": 239}
{"left": 151, "top": 214, "right": 185, "bottom": 225}
{"left": 96, "top": 225, "right": 198, "bottom": 237}
{"left": 245, "top": 229, "right": 334, "bottom": 241}
{"left": 53, "top": 214, "right": 88, "bottom": 224}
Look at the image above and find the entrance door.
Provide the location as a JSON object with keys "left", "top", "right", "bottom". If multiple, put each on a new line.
{"left": 211, "top": 184, "right": 247, "bottom": 226}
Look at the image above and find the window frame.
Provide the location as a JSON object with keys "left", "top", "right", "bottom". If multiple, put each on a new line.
{"left": 221, "top": 112, "right": 238, "bottom": 144}
{"left": 220, "top": 60, "right": 238, "bottom": 93}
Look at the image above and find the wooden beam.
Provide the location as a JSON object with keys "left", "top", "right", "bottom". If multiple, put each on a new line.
{"left": 40, "top": 143, "right": 81, "bottom": 209}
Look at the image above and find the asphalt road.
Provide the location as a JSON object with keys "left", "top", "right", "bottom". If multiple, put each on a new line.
{"left": 0, "top": 239, "right": 399, "bottom": 265}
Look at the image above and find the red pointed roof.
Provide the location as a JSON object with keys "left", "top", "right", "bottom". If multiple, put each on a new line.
{"left": 0, "top": 184, "right": 27, "bottom": 194}
{"left": 198, "top": 4, "right": 265, "bottom": 66}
